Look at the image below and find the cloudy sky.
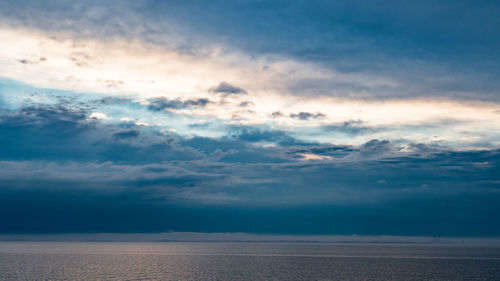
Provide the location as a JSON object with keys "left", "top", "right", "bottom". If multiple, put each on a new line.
{"left": 1, "top": 0, "right": 499, "bottom": 236}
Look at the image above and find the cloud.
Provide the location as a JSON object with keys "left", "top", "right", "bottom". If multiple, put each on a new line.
{"left": 89, "top": 112, "right": 112, "bottom": 120}
{"left": 360, "top": 139, "right": 392, "bottom": 157}
{"left": 322, "top": 120, "right": 375, "bottom": 135}
{"left": 1, "top": 26, "right": 499, "bottom": 143}
{"left": 0, "top": 145, "right": 499, "bottom": 234}
{"left": 287, "top": 144, "right": 357, "bottom": 159}
{"left": 0, "top": 102, "right": 499, "bottom": 235}
{"left": 113, "top": 129, "right": 139, "bottom": 140}
{"left": 290, "top": 112, "right": 326, "bottom": 120}
{"left": 18, "top": 57, "right": 46, "bottom": 65}
{"left": 239, "top": 101, "right": 254, "bottom": 107}
{"left": 1, "top": 0, "right": 500, "bottom": 235}
{"left": 0, "top": 104, "right": 201, "bottom": 163}
{"left": 210, "top": 82, "right": 247, "bottom": 96}
{"left": 147, "top": 97, "right": 211, "bottom": 111}
{"left": 232, "top": 128, "right": 308, "bottom": 147}
{"left": 298, "top": 153, "right": 333, "bottom": 161}
{"left": 1, "top": 0, "right": 500, "bottom": 103}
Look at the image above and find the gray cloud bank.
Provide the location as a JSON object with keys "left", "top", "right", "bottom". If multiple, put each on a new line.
{"left": 0, "top": 102, "right": 499, "bottom": 235}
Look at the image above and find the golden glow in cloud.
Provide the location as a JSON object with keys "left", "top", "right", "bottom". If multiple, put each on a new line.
{"left": 0, "top": 25, "right": 393, "bottom": 100}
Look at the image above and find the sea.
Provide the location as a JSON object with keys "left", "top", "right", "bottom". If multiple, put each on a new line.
{"left": 0, "top": 241, "right": 499, "bottom": 280}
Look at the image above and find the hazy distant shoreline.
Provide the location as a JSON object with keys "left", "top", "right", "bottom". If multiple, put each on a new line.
{"left": 1, "top": 233, "right": 499, "bottom": 245}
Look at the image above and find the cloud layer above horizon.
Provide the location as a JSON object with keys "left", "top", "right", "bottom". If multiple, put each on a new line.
{"left": 1, "top": 0, "right": 499, "bottom": 235}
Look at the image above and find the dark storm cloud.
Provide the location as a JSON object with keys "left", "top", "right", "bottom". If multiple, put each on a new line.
{"left": 0, "top": 105, "right": 92, "bottom": 160}
{"left": 0, "top": 104, "right": 201, "bottom": 163}
{"left": 1, "top": 187, "right": 499, "bottom": 236}
{"left": 6, "top": 102, "right": 496, "bottom": 195}
{"left": 1, "top": 102, "right": 500, "bottom": 235}
{"left": 1, "top": 143, "right": 499, "bottom": 235}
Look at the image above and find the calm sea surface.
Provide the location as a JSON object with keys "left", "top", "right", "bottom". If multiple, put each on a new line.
{"left": 0, "top": 242, "right": 499, "bottom": 280}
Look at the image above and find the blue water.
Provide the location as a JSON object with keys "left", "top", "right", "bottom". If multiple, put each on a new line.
{"left": 1, "top": 242, "right": 499, "bottom": 280}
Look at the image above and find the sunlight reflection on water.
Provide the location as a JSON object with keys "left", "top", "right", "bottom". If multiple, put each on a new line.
{"left": 1, "top": 242, "right": 499, "bottom": 280}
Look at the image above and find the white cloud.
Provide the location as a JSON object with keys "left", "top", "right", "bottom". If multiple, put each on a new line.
{"left": 134, "top": 121, "right": 149, "bottom": 127}
{"left": 89, "top": 112, "right": 112, "bottom": 120}
{"left": 1, "top": 26, "right": 500, "bottom": 148}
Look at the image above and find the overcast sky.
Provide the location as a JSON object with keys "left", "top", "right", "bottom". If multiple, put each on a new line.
{"left": 0, "top": 0, "right": 499, "bottom": 236}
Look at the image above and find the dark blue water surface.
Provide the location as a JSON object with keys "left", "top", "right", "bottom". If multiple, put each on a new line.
{"left": 1, "top": 242, "right": 499, "bottom": 280}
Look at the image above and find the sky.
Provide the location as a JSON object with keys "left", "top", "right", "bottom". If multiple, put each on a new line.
{"left": 0, "top": 0, "right": 499, "bottom": 236}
